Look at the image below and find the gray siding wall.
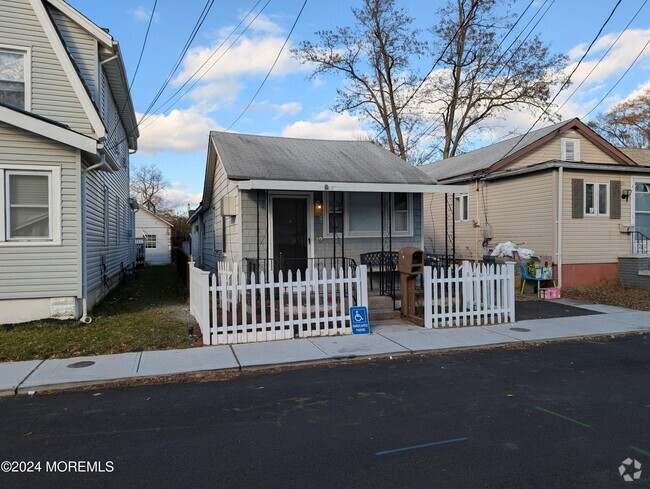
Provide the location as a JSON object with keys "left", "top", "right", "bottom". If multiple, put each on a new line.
{"left": 0, "top": 0, "right": 93, "bottom": 135}
{"left": 200, "top": 155, "right": 240, "bottom": 271}
{"left": 47, "top": 5, "right": 98, "bottom": 101}
{"left": 0, "top": 121, "right": 81, "bottom": 299}
{"left": 237, "top": 190, "right": 423, "bottom": 267}
{"left": 84, "top": 71, "right": 134, "bottom": 298}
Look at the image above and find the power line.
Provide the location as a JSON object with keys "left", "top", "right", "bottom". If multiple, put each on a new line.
{"left": 583, "top": 38, "right": 650, "bottom": 118}
{"left": 225, "top": 0, "right": 308, "bottom": 132}
{"left": 137, "top": 0, "right": 269, "bottom": 133}
{"left": 555, "top": 0, "right": 648, "bottom": 116}
{"left": 104, "top": 0, "right": 157, "bottom": 141}
{"left": 496, "top": 0, "right": 623, "bottom": 163}
{"left": 137, "top": 0, "right": 216, "bottom": 126}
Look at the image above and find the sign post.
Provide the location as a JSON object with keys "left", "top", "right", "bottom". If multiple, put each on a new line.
{"left": 350, "top": 306, "right": 370, "bottom": 335}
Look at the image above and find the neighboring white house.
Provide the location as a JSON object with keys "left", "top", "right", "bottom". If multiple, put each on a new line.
{"left": 136, "top": 207, "right": 173, "bottom": 265}
{"left": 0, "top": 0, "right": 139, "bottom": 323}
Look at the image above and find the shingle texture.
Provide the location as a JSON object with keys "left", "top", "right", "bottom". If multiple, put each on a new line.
{"left": 210, "top": 131, "right": 435, "bottom": 185}
{"left": 420, "top": 120, "right": 571, "bottom": 181}
{"left": 619, "top": 147, "right": 650, "bottom": 167}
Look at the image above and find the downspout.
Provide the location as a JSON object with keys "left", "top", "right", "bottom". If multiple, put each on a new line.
{"left": 80, "top": 166, "right": 91, "bottom": 324}
{"left": 557, "top": 167, "right": 563, "bottom": 287}
{"left": 475, "top": 180, "right": 480, "bottom": 261}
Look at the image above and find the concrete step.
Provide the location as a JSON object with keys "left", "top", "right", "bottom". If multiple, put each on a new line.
{"left": 370, "top": 309, "right": 401, "bottom": 321}
{"left": 368, "top": 295, "right": 393, "bottom": 309}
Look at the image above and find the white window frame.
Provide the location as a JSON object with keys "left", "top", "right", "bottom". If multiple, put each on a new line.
{"left": 454, "top": 194, "right": 469, "bottom": 222}
{"left": 323, "top": 192, "right": 413, "bottom": 238}
{"left": 145, "top": 233, "right": 157, "bottom": 249}
{"left": 584, "top": 181, "right": 609, "bottom": 217}
{"left": 0, "top": 165, "right": 61, "bottom": 246}
{"left": 561, "top": 138, "right": 581, "bottom": 162}
{"left": 0, "top": 44, "right": 31, "bottom": 112}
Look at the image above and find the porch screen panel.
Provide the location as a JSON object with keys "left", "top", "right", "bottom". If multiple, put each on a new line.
{"left": 348, "top": 192, "right": 381, "bottom": 233}
{"left": 7, "top": 172, "right": 50, "bottom": 238}
{"left": 394, "top": 193, "right": 408, "bottom": 232}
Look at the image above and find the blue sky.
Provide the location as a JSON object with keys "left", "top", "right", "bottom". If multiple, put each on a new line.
{"left": 66, "top": 0, "right": 650, "bottom": 209}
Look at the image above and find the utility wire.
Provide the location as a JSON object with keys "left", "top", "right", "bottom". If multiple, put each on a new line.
{"left": 138, "top": 0, "right": 269, "bottom": 132}
{"left": 225, "top": 0, "right": 308, "bottom": 131}
{"left": 583, "top": 38, "right": 650, "bottom": 118}
{"left": 137, "top": 0, "right": 216, "bottom": 125}
{"left": 496, "top": 0, "right": 623, "bottom": 163}
{"left": 104, "top": 0, "right": 157, "bottom": 142}
{"left": 555, "top": 0, "right": 648, "bottom": 116}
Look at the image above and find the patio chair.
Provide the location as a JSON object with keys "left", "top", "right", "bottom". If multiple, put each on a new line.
{"left": 519, "top": 264, "right": 557, "bottom": 297}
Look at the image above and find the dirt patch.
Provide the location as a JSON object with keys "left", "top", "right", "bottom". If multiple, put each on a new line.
{"left": 563, "top": 283, "right": 650, "bottom": 311}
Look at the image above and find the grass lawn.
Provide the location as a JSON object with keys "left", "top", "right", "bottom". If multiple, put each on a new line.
{"left": 563, "top": 282, "right": 650, "bottom": 311}
{"left": 0, "top": 265, "right": 197, "bottom": 362}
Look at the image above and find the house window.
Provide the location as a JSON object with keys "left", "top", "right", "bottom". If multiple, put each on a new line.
{"left": 222, "top": 216, "right": 227, "bottom": 253}
{"left": 145, "top": 234, "right": 157, "bottom": 248}
{"left": 561, "top": 138, "right": 580, "bottom": 162}
{"left": 325, "top": 192, "right": 412, "bottom": 237}
{"left": 5, "top": 171, "right": 50, "bottom": 239}
{"left": 0, "top": 166, "right": 60, "bottom": 244}
{"left": 454, "top": 194, "right": 469, "bottom": 222}
{"left": 0, "top": 47, "right": 29, "bottom": 110}
{"left": 585, "top": 182, "right": 608, "bottom": 216}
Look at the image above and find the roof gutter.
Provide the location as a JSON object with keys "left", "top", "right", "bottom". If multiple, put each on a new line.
{"left": 484, "top": 161, "right": 650, "bottom": 182}
{"left": 235, "top": 179, "right": 468, "bottom": 194}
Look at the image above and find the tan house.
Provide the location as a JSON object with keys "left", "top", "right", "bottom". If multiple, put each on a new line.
{"left": 420, "top": 118, "right": 650, "bottom": 287}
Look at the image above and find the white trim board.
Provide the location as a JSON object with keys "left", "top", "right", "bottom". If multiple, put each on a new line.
{"left": 0, "top": 105, "right": 96, "bottom": 153}
{"left": 28, "top": 0, "right": 106, "bottom": 139}
{"left": 237, "top": 180, "right": 468, "bottom": 194}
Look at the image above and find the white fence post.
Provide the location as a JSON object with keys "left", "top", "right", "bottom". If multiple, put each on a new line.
{"left": 423, "top": 266, "right": 432, "bottom": 328}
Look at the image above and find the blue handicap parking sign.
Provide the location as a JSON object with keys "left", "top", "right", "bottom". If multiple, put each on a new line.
{"left": 350, "top": 306, "right": 370, "bottom": 335}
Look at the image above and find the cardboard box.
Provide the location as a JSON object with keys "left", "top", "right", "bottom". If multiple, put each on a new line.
{"left": 541, "top": 287, "right": 561, "bottom": 300}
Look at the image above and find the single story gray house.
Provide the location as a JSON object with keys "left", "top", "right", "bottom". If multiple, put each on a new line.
{"left": 189, "top": 132, "right": 464, "bottom": 294}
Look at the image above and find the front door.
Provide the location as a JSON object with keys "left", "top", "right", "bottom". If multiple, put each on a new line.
{"left": 634, "top": 181, "right": 650, "bottom": 253}
{"left": 272, "top": 196, "right": 308, "bottom": 277}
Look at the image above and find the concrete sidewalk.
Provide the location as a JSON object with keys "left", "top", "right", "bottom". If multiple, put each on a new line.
{"left": 1, "top": 303, "right": 648, "bottom": 396}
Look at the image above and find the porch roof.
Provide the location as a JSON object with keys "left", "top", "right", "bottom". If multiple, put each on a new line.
{"left": 210, "top": 131, "right": 435, "bottom": 185}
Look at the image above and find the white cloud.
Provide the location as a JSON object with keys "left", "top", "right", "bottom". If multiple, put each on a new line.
{"left": 170, "top": 181, "right": 189, "bottom": 189}
{"left": 130, "top": 6, "right": 159, "bottom": 23}
{"left": 137, "top": 107, "right": 222, "bottom": 155}
{"left": 249, "top": 100, "right": 303, "bottom": 116}
{"left": 281, "top": 111, "right": 371, "bottom": 140}
{"left": 161, "top": 188, "right": 203, "bottom": 209}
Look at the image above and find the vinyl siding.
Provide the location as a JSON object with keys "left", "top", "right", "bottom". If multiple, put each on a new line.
{"left": 200, "top": 155, "right": 240, "bottom": 271}
{"left": 0, "top": 121, "right": 80, "bottom": 299}
{"left": 423, "top": 173, "right": 556, "bottom": 261}
{"left": 0, "top": 0, "right": 93, "bottom": 135}
{"left": 509, "top": 130, "right": 618, "bottom": 169}
{"left": 47, "top": 5, "right": 98, "bottom": 101}
{"left": 562, "top": 170, "right": 632, "bottom": 264}
{"left": 135, "top": 210, "right": 172, "bottom": 265}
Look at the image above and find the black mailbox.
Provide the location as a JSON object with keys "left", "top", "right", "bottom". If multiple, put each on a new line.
{"left": 398, "top": 247, "right": 424, "bottom": 276}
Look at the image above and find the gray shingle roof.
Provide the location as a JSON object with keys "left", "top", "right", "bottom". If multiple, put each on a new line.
{"left": 210, "top": 132, "right": 435, "bottom": 185}
{"left": 420, "top": 119, "right": 572, "bottom": 182}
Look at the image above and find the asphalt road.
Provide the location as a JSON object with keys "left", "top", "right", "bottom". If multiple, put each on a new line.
{"left": 0, "top": 335, "right": 648, "bottom": 488}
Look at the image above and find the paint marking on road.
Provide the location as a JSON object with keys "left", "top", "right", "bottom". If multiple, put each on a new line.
{"left": 631, "top": 446, "right": 650, "bottom": 458}
{"left": 376, "top": 437, "right": 468, "bottom": 456}
{"left": 534, "top": 406, "right": 591, "bottom": 428}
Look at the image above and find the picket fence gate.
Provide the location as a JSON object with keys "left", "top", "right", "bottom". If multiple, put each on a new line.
{"left": 189, "top": 262, "right": 368, "bottom": 345}
{"left": 423, "top": 261, "right": 515, "bottom": 328}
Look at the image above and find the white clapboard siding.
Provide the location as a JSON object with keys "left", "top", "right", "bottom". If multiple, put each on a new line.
{"left": 188, "top": 263, "right": 368, "bottom": 345}
{"left": 423, "top": 261, "right": 515, "bottom": 328}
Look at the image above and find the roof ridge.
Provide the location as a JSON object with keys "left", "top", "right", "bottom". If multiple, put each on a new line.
{"left": 210, "top": 130, "right": 373, "bottom": 145}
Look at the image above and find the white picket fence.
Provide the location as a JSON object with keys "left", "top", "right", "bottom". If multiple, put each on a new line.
{"left": 188, "top": 262, "right": 368, "bottom": 345}
{"left": 423, "top": 261, "right": 515, "bottom": 328}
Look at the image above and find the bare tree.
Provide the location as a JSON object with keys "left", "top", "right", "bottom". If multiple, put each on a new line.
{"left": 424, "top": 0, "right": 569, "bottom": 159}
{"left": 130, "top": 163, "right": 169, "bottom": 213}
{"left": 292, "top": 0, "right": 426, "bottom": 160}
{"left": 588, "top": 87, "right": 650, "bottom": 149}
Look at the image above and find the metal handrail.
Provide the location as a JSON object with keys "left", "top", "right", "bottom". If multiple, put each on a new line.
{"left": 633, "top": 231, "right": 650, "bottom": 254}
